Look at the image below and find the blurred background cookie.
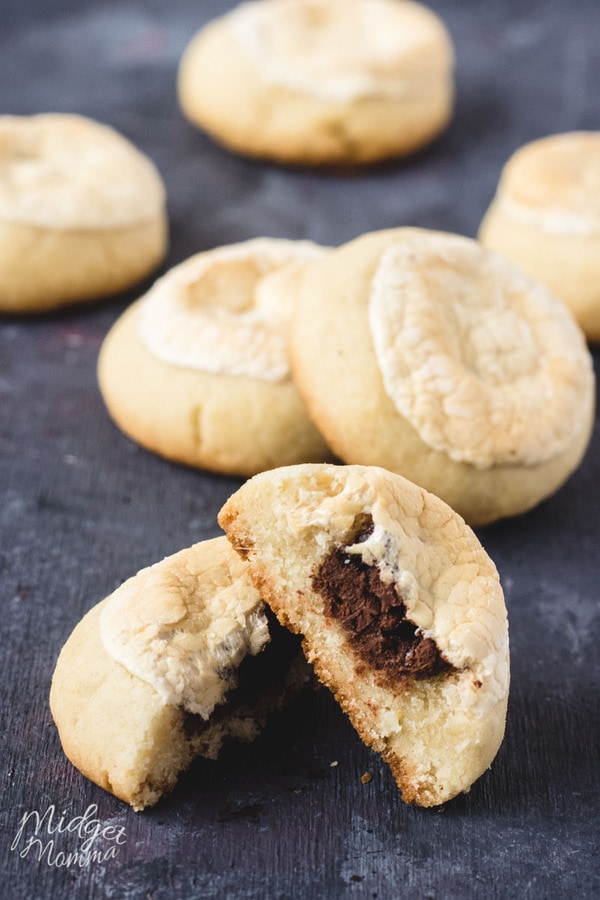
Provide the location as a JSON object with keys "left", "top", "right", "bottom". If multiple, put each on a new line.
{"left": 478, "top": 132, "right": 600, "bottom": 343}
{"left": 98, "top": 237, "right": 332, "bottom": 476}
{"left": 177, "top": 0, "right": 454, "bottom": 166}
{"left": 50, "top": 536, "right": 308, "bottom": 810}
{"left": 289, "top": 227, "right": 595, "bottom": 525}
{"left": 0, "top": 113, "right": 168, "bottom": 313}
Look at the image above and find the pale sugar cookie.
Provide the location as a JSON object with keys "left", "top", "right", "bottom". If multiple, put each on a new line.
{"left": 479, "top": 131, "right": 600, "bottom": 343}
{"left": 178, "top": 0, "right": 454, "bottom": 166}
{"left": 289, "top": 228, "right": 595, "bottom": 525}
{"left": 219, "top": 463, "right": 510, "bottom": 806}
{"left": 97, "top": 237, "right": 332, "bottom": 476}
{"left": 50, "top": 537, "right": 308, "bottom": 810}
{"left": 0, "top": 113, "right": 167, "bottom": 313}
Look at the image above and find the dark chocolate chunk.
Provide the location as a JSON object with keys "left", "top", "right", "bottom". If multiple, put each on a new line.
{"left": 312, "top": 541, "right": 452, "bottom": 688}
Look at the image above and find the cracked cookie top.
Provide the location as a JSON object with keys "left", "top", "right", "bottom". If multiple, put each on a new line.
{"left": 368, "top": 229, "right": 594, "bottom": 469}
{"left": 99, "top": 538, "right": 269, "bottom": 719}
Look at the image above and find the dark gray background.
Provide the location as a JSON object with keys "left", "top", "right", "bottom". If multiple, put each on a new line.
{"left": 1, "top": 2, "right": 598, "bottom": 898}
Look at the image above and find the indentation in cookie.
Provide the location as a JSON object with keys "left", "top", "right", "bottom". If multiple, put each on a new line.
{"left": 138, "top": 238, "right": 325, "bottom": 381}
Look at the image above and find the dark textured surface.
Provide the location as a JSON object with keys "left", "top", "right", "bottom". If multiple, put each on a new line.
{"left": 1, "top": 2, "right": 599, "bottom": 897}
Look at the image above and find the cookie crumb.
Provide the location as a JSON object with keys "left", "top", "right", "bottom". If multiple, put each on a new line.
{"left": 360, "top": 772, "right": 372, "bottom": 784}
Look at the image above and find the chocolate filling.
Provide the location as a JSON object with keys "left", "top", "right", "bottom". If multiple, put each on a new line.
{"left": 183, "top": 607, "right": 303, "bottom": 738}
{"left": 311, "top": 518, "right": 452, "bottom": 688}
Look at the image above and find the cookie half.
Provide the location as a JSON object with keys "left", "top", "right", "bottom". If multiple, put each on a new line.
{"left": 97, "top": 237, "right": 332, "bottom": 476}
{"left": 50, "top": 537, "right": 308, "bottom": 811}
{"left": 289, "top": 227, "right": 595, "bottom": 525}
{"left": 219, "top": 463, "right": 510, "bottom": 807}
{"left": 0, "top": 113, "right": 167, "bottom": 313}
{"left": 178, "top": 0, "right": 454, "bottom": 166}
{"left": 478, "top": 131, "right": 600, "bottom": 343}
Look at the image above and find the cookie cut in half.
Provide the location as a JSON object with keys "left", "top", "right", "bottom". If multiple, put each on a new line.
{"left": 178, "top": 0, "right": 454, "bottom": 166}
{"left": 0, "top": 113, "right": 167, "bottom": 313}
{"left": 98, "top": 237, "right": 332, "bottom": 476}
{"left": 479, "top": 131, "right": 600, "bottom": 343}
{"left": 50, "top": 537, "right": 308, "bottom": 811}
{"left": 289, "top": 227, "right": 595, "bottom": 525}
{"left": 219, "top": 464, "right": 510, "bottom": 807}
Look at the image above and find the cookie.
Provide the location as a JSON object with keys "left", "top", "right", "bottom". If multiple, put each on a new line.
{"left": 97, "top": 237, "right": 332, "bottom": 476}
{"left": 177, "top": 0, "right": 454, "bottom": 166}
{"left": 50, "top": 537, "right": 308, "bottom": 810}
{"left": 478, "top": 131, "right": 600, "bottom": 343}
{"left": 288, "top": 227, "right": 595, "bottom": 526}
{"left": 0, "top": 113, "right": 168, "bottom": 313}
{"left": 219, "top": 463, "right": 510, "bottom": 807}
